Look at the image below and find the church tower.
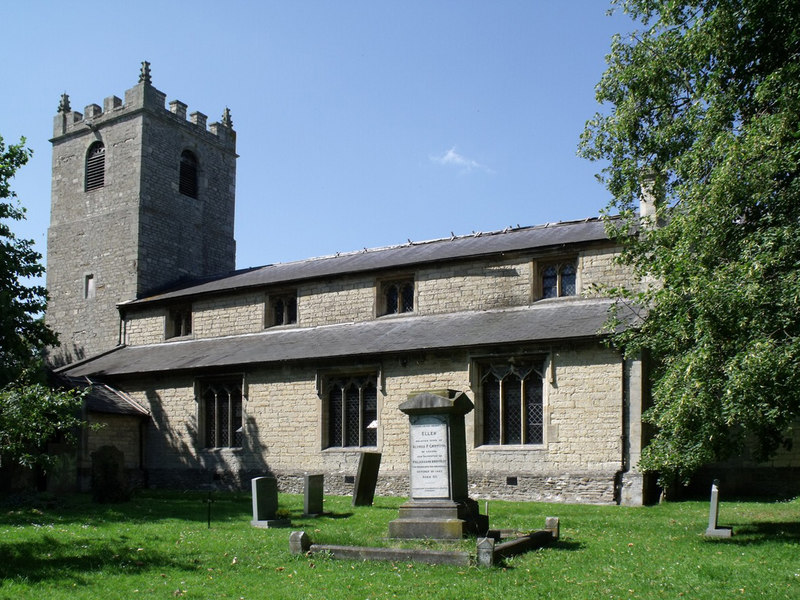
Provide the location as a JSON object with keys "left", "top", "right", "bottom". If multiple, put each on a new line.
{"left": 46, "top": 62, "right": 237, "bottom": 364}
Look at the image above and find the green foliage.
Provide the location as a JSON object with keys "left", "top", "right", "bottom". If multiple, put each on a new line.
{"left": 0, "top": 377, "right": 85, "bottom": 469}
{"left": 580, "top": 1, "right": 800, "bottom": 483}
{"left": 0, "top": 132, "right": 82, "bottom": 471}
{"left": 0, "top": 134, "right": 58, "bottom": 385}
{"left": 0, "top": 492, "right": 798, "bottom": 599}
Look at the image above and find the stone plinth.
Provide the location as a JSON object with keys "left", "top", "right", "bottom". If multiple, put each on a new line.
{"left": 388, "top": 390, "right": 487, "bottom": 539}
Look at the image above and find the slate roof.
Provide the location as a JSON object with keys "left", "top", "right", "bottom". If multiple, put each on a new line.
{"left": 61, "top": 298, "right": 633, "bottom": 378}
{"left": 125, "top": 217, "right": 613, "bottom": 306}
{"left": 55, "top": 375, "right": 150, "bottom": 416}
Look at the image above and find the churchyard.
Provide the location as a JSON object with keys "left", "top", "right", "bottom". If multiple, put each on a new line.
{"left": 0, "top": 490, "right": 797, "bottom": 599}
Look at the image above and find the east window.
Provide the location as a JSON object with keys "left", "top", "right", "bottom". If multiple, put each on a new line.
{"left": 479, "top": 360, "right": 544, "bottom": 446}
{"left": 200, "top": 378, "right": 243, "bottom": 449}
{"left": 380, "top": 278, "right": 414, "bottom": 316}
{"left": 325, "top": 374, "right": 378, "bottom": 448}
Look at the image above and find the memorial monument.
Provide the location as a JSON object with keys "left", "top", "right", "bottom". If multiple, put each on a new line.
{"left": 388, "top": 390, "right": 488, "bottom": 539}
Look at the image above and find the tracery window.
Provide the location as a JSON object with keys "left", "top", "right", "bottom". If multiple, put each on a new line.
{"left": 325, "top": 374, "right": 378, "bottom": 448}
{"left": 200, "top": 378, "right": 243, "bottom": 449}
{"left": 479, "top": 360, "right": 544, "bottom": 446}
{"left": 179, "top": 150, "right": 199, "bottom": 198}
{"left": 85, "top": 142, "right": 105, "bottom": 191}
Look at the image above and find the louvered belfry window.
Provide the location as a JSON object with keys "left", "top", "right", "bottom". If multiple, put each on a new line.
{"left": 179, "top": 150, "right": 199, "bottom": 198}
{"left": 85, "top": 142, "right": 105, "bottom": 191}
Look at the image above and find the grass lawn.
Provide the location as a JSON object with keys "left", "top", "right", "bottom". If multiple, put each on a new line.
{"left": 0, "top": 490, "right": 798, "bottom": 599}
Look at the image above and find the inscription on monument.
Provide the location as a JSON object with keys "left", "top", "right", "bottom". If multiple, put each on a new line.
{"left": 409, "top": 415, "right": 450, "bottom": 498}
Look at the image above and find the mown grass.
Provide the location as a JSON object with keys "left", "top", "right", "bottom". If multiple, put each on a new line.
{"left": 0, "top": 490, "right": 798, "bottom": 599}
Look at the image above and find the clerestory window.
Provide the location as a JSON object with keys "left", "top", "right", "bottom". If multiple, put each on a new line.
{"left": 200, "top": 377, "right": 243, "bottom": 449}
{"left": 479, "top": 360, "right": 544, "bottom": 446}
{"left": 167, "top": 306, "right": 192, "bottom": 339}
{"left": 267, "top": 292, "right": 298, "bottom": 327}
{"left": 380, "top": 278, "right": 415, "bottom": 316}
{"left": 324, "top": 374, "right": 378, "bottom": 448}
{"left": 540, "top": 261, "right": 577, "bottom": 299}
{"left": 85, "top": 142, "right": 105, "bottom": 191}
{"left": 179, "top": 150, "right": 199, "bottom": 198}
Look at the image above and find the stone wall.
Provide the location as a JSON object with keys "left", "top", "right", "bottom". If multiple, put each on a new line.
{"left": 193, "top": 292, "right": 264, "bottom": 338}
{"left": 125, "top": 342, "right": 625, "bottom": 503}
{"left": 299, "top": 276, "right": 376, "bottom": 327}
{"left": 84, "top": 413, "right": 143, "bottom": 469}
{"left": 416, "top": 257, "right": 533, "bottom": 315}
{"left": 122, "top": 244, "right": 629, "bottom": 346}
{"left": 46, "top": 76, "right": 236, "bottom": 363}
{"left": 580, "top": 246, "right": 637, "bottom": 295}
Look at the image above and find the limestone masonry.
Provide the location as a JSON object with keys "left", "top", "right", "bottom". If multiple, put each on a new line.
{"left": 50, "top": 64, "right": 800, "bottom": 503}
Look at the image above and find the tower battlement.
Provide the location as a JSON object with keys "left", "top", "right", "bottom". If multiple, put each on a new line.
{"left": 47, "top": 61, "right": 238, "bottom": 363}
{"left": 52, "top": 61, "right": 235, "bottom": 149}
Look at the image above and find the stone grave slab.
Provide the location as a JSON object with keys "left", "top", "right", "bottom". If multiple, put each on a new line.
{"left": 304, "top": 473, "right": 324, "bottom": 516}
{"left": 352, "top": 452, "right": 381, "bottom": 507}
{"left": 251, "top": 476, "right": 290, "bottom": 528}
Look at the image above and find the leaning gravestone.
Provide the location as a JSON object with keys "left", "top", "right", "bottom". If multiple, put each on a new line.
{"left": 388, "top": 390, "right": 488, "bottom": 539}
{"left": 251, "top": 476, "right": 290, "bottom": 528}
{"left": 304, "top": 473, "right": 324, "bottom": 516}
{"left": 91, "top": 445, "right": 129, "bottom": 503}
{"left": 705, "top": 479, "right": 733, "bottom": 538}
{"left": 352, "top": 452, "right": 382, "bottom": 506}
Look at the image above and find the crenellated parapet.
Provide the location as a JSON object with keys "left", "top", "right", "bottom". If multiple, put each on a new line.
{"left": 52, "top": 61, "right": 235, "bottom": 149}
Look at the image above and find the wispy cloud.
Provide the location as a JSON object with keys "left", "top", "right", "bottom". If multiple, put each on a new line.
{"left": 430, "top": 146, "right": 493, "bottom": 174}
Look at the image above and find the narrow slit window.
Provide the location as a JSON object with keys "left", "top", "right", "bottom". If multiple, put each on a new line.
{"left": 179, "top": 150, "right": 199, "bottom": 198}
{"left": 85, "top": 142, "right": 105, "bottom": 191}
{"left": 84, "top": 274, "right": 95, "bottom": 299}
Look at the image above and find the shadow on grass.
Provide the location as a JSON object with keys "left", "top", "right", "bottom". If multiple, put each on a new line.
{"left": 0, "top": 534, "right": 198, "bottom": 585}
{"left": 0, "top": 491, "right": 253, "bottom": 528}
{"left": 726, "top": 521, "right": 800, "bottom": 545}
{"left": 551, "top": 538, "right": 584, "bottom": 551}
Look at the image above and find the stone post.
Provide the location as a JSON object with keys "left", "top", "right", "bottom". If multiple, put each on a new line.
{"left": 705, "top": 479, "right": 733, "bottom": 538}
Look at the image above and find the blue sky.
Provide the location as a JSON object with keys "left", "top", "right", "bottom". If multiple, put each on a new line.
{"left": 2, "top": 1, "right": 635, "bottom": 274}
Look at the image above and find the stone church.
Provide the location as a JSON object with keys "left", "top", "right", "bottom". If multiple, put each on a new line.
{"left": 46, "top": 65, "right": 798, "bottom": 504}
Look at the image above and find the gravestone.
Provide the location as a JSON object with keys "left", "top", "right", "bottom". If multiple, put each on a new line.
{"left": 705, "top": 479, "right": 733, "bottom": 538}
{"left": 352, "top": 452, "right": 381, "bottom": 506}
{"left": 251, "top": 476, "right": 290, "bottom": 528}
{"left": 91, "top": 445, "right": 129, "bottom": 503}
{"left": 388, "top": 390, "right": 488, "bottom": 539}
{"left": 304, "top": 473, "right": 324, "bottom": 516}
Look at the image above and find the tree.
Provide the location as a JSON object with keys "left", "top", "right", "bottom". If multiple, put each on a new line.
{"left": 0, "top": 135, "right": 58, "bottom": 384}
{"left": 580, "top": 1, "right": 800, "bottom": 485}
{"left": 0, "top": 135, "right": 83, "bottom": 471}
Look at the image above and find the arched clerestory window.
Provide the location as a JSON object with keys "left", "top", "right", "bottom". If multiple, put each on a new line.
{"left": 85, "top": 142, "right": 105, "bottom": 191}
{"left": 179, "top": 150, "right": 199, "bottom": 198}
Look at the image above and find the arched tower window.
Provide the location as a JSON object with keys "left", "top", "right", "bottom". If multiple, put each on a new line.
{"left": 85, "top": 142, "right": 105, "bottom": 191}
{"left": 179, "top": 150, "right": 199, "bottom": 198}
